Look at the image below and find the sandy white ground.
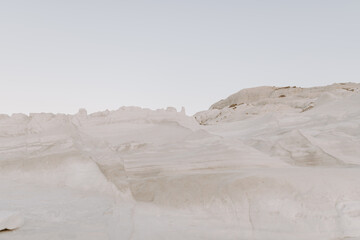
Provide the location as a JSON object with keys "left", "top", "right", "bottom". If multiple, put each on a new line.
{"left": 0, "top": 83, "right": 360, "bottom": 239}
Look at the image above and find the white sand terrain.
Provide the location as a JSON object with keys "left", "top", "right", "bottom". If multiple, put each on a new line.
{"left": 1, "top": 83, "right": 360, "bottom": 239}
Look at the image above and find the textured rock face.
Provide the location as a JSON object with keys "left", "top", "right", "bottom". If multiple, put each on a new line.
{"left": 1, "top": 83, "right": 360, "bottom": 239}
{"left": 210, "top": 83, "right": 360, "bottom": 110}
{"left": 196, "top": 82, "right": 360, "bottom": 125}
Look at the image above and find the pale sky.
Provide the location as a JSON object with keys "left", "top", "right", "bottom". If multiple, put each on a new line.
{"left": 1, "top": 0, "right": 359, "bottom": 115}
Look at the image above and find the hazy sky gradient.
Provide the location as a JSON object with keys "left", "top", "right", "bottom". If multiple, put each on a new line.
{"left": 1, "top": 0, "right": 359, "bottom": 115}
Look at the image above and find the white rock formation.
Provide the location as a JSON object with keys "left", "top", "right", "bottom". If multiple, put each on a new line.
{"left": 195, "top": 82, "right": 360, "bottom": 125}
{"left": 0, "top": 83, "right": 360, "bottom": 239}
